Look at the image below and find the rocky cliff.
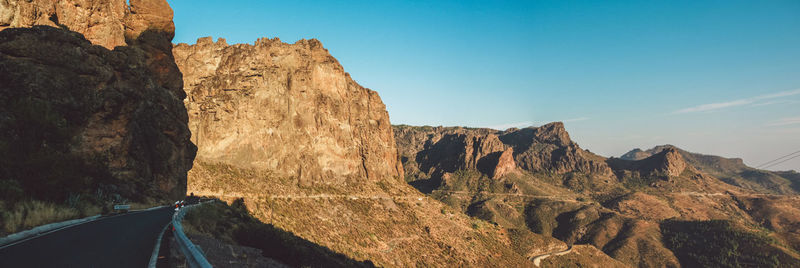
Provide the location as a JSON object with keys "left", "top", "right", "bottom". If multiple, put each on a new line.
{"left": 0, "top": 0, "right": 194, "bottom": 202}
{"left": 394, "top": 122, "right": 614, "bottom": 188}
{"left": 0, "top": 0, "right": 174, "bottom": 50}
{"left": 173, "top": 37, "right": 402, "bottom": 187}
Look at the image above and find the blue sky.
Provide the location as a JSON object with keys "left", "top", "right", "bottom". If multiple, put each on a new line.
{"left": 168, "top": 0, "right": 800, "bottom": 171}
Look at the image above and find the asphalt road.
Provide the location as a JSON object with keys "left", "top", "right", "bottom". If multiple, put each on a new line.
{"left": 0, "top": 206, "right": 173, "bottom": 268}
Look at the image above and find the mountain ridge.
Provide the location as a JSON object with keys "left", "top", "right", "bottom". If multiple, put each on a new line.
{"left": 171, "top": 35, "right": 596, "bottom": 266}
{"left": 620, "top": 145, "right": 800, "bottom": 195}
{"left": 393, "top": 122, "right": 800, "bottom": 267}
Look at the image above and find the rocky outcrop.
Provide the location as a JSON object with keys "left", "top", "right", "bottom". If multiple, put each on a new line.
{"left": 407, "top": 129, "right": 508, "bottom": 179}
{"left": 0, "top": 0, "right": 194, "bottom": 201}
{"left": 619, "top": 145, "right": 799, "bottom": 194}
{"left": 607, "top": 147, "right": 689, "bottom": 185}
{"left": 173, "top": 37, "right": 403, "bottom": 187}
{"left": 394, "top": 122, "right": 613, "bottom": 181}
{"left": 642, "top": 148, "right": 687, "bottom": 177}
{"left": 0, "top": 0, "right": 175, "bottom": 50}
{"left": 0, "top": 0, "right": 183, "bottom": 97}
{"left": 502, "top": 123, "right": 612, "bottom": 176}
{"left": 492, "top": 148, "right": 516, "bottom": 178}
{"left": 0, "top": 25, "right": 194, "bottom": 201}
{"left": 621, "top": 145, "right": 741, "bottom": 175}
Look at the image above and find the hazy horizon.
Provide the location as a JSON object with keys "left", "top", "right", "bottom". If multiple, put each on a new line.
{"left": 169, "top": 0, "right": 800, "bottom": 171}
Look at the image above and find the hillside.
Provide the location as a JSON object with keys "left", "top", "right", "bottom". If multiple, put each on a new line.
{"left": 620, "top": 145, "right": 800, "bottom": 195}
{"left": 393, "top": 123, "right": 800, "bottom": 267}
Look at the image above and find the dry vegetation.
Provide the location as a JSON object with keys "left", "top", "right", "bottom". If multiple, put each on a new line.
{"left": 182, "top": 200, "right": 372, "bottom": 267}
{"left": 0, "top": 200, "right": 101, "bottom": 235}
{"left": 188, "top": 161, "right": 564, "bottom": 267}
{"left": 538, "top": 245, "right": 629, "bottom": 268}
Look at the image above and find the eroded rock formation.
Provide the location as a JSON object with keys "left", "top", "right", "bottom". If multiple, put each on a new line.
{"left": 0, "top": 0, "right": 194, "bottom": 201}
{"left": 492, "top": 148, "right": 516, "bottom": 178}
{"left": 173, "top": 37, "right": 403, "bottom": 187}
{"left": 0, "top": 0, "right": 175, "bottom": 49}
{"left": 394, "top": 122, "right": 613, "bottom": 182}
{"left": 652, "top": 148, "right": 687, "bottom": 177}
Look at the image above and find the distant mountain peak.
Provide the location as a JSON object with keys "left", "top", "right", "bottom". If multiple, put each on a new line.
{"left": 650, "top": 147, "right": 688, "bottom": 177}
{"left": 532, "top": 122, "right": 572, "bottom": 147}
{"left": 620, "top": 148, "right": 650, "bottom": 160}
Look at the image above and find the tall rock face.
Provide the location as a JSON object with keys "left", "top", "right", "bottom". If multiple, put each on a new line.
{"left": 173, "top": 37, "right": 403, "bottom": 187}
{"left": 492, "top": 148, "right": 517, "bottom": 178}
{"left": 0, "top": 0, "right": 175, "bottom": 49}
{"left": 407, "top": 128, "right": 508, "bottom": 179}
{"left": 500, "top": 122, "right": 612, "bottom": 176}
{"left": 0, "top": 0, "right": 194, "bottom": 201}
{"left": 0, "top": 0, "right": 183, "bottom": 96}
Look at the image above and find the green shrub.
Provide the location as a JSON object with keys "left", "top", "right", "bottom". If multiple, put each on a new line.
{"left": 661, "top": 220, "right": 786, "bottom": 268}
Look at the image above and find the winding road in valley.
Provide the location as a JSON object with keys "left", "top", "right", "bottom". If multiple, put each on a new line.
{"left": 530, "top": 246, "right": 574, "bottom": 267}
{"left": 0, "top": 207, "right": 173, "bottom": 268}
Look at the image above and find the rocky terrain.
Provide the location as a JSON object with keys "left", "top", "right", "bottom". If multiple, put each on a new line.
{"left": 394, "top": 123, "right": 616, "bottom": 194}
{"left": 394, "top": 124, "right": 800, "bottom": 267}
{"left": 621, "top": 145, "right": 800, "bottom": 195}
{"left": 173, "top": 37, "right": 402, "bottom": 186}
{"left": 4, "top": 0, "right": 798, "bottom": 267}
{"left": 171, "top": 36, "right": 605, "bottom": 266}
{"left": 0, "top": 0, "right": 194, "bottom": 207}
{"left": 0, "top": 0, "right": 175, "bottom": 50}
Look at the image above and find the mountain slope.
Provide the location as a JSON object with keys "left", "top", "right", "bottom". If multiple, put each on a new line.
{"left": 393, "top": 124, "right": 682, "bottom": 267}
{"left": 620, "top": 145, "right": 799, "bottom": 195}
{"left": 172, "top": 37, "right": 586, "bottom": 266}
{"left": 393, "top": 123, "right": 800, "bottom": 267}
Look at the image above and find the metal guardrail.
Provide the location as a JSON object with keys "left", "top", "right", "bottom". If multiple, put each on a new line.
{"left": 172, "top": 203, "right": 213, "bottom": 268}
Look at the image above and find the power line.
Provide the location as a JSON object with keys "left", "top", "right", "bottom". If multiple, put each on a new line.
{"left": 756, "top": 150, "right": 800, "bottom": 168}
{"left": 757, "top": 150, "right": 800, "bottom": 168}
{"left": 761, "top": 153, "right": 800, "bottom": 170}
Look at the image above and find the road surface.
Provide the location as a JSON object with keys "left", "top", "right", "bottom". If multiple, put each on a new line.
{"left": 531, "top": 245, "right": 573, "bottom": 267}
{"left": 0, "top": 207, "right": 173, "bottom": 268}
